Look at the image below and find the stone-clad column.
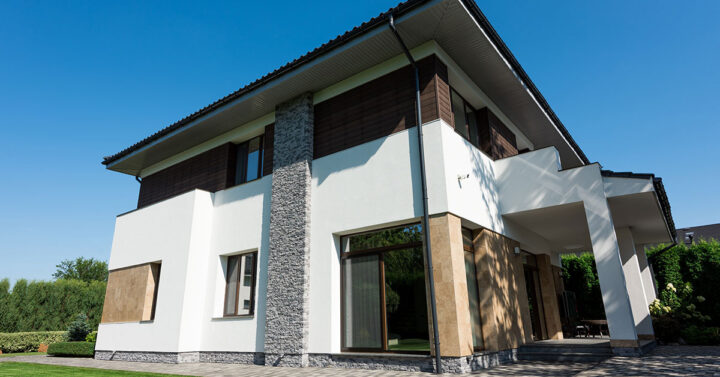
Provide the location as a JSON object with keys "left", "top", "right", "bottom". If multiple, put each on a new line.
{"left": 264, "top": 93, "right": 313, "bottom": 367}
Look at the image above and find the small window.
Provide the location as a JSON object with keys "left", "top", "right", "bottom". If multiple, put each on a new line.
{"left": 223, "top": 252, "right": 257, "bottom": 316}
{"left": 450, "top": 89, "right": 480, "bottom": 147}
{"left": 234, "top": 136, "right": 264, "bottom": 186}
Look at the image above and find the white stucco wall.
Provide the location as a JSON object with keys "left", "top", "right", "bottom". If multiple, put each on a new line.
{"left": 97, "top": 177, "right": 271, "bottom": 354}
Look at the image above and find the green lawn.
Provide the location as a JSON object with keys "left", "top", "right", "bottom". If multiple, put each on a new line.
{"left": 0, "top": 362, "right": 189, "bottom": 376}
{"left": 0, "top": 353, "right": 46, "bottom": 358}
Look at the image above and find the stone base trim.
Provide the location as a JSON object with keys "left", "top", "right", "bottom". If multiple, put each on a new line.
{"left": 199, "top": 351, "right": 264, "bottom": 365}
{"left": 265, "top": 353, "right": 308, "bottom": 367}
{"left": 95, "top": 350, "right": 518, "bottom": 373}
{"left": 94, "top": 351, "right": 199, "bottom": 364}
{"left": 638, "top": 334, "right": 655, "bottom": 340}
{"left": 611, "top": 340, "right": 656, "bottom": 356}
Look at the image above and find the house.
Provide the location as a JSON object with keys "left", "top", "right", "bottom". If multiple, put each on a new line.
{"left": 676, "top": 223, "right": 720, "bottom": 245}
{"left": 95, "top": 0, "right": 676, "bottom": 373}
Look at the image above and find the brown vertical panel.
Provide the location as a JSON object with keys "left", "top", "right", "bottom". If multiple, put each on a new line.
{"left": 313, "top": 55, "right": 446, "bottom": 159}
{"left": 477, "top": 108, "right": 518, "bottom": 160}
{"left": 263, "top": 123, "right": 274, "bottom": 176}
{"left": 137, "top": 143, "right": 235, "bottom": 208}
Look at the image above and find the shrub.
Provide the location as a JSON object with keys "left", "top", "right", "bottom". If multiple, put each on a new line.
{"left": 0, "top": 331, "right": 66, "bottom": 353}
{"left": 681, "top": 325, "right": 720, "bottom": 345}
{"left": 47, "top": 341, "right": 95, "bottom": 357}
{"left": 85, "top": 331, "right": 97, "bottom": 343}
{"left": 66, "top": 314, "right": 91, "bottom": 342}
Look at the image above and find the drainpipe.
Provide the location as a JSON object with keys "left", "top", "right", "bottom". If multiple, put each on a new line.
{"left": 388, "top": 14, "right": 442, "bottom": 374}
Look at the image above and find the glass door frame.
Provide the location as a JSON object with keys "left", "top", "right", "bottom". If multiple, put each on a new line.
{"left": 340, "top": 224, "right": 428, "bottom": 354}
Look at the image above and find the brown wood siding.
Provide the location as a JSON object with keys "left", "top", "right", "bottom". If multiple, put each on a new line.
{"left": 477, "top": 108, "right": 518, "bottom": 160}
{"left": 263, "top": 123, "right": 274, "bottom": 177}
{"left": 137, "top": 143, "right": 235, "bottom": 208}
{"left": 313, "top": 55, "right": 450, "bottom": 159}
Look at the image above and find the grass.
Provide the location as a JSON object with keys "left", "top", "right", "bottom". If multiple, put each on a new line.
{"left": 0, "top": 362, "right": 189, "bottom": 376}
{"left": 387, "top": 338, "right": 430, "bottom": 352}
{"left": 0, "top": 353, "right": 46, "bottom": 358}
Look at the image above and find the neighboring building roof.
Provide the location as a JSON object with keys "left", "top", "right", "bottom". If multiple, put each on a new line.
{"left": 601, "top": 170, "right": 676, "bottom": 241}
{"left": 102, "top": 0, "right": 589, "bottom": 167}
{"left": 677, "top": 223, "right": 720, "bottom": 244}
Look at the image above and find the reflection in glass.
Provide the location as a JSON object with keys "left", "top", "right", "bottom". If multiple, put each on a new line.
{"left": 384, "top": 247, "right": 429, "bottom": 351}
{"left": 224, "top": 255, "right": 239, "bottom": 316}
{"left": 452, "top": 90, "right": 468, "bottom": 139}
{"left": 343, "top": 255, "right": 382, "bottom": 349}
{"left": 345, "top": 224, "right": 422, "bottom": 252}
{"left": 464, "top": 251, "right": 484, "bottom": 349}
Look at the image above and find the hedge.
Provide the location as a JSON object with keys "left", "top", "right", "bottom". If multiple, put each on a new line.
{"left": 648, "top": 240, "right": 720, "bottom": 327}
{"left": 561, "top": 253, "right": 605, "bottom": 319}
{"left": 0, "top": 278, "right": 105, "bottom": 332}
{"left": 0, "top": 331, "right": 66, "bottom": 353}
{"left": 47, "top": 341, "right": 95, "bottom": 357}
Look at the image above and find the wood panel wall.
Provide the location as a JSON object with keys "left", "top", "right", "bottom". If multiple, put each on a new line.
{"left": 137, "top": 124, "right": 274, "bottom": 208}
{"left": 314, "top": 54, "right": 451, "bottom": 159}
{"left": 477, "top": 108, "right": 518, "bottom": 160}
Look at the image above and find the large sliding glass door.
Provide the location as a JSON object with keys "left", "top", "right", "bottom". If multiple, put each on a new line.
{"left": 341, "top": 224, "right": 430, "bottom": 353}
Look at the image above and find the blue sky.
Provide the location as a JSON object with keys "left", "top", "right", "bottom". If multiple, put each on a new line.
{"left": 0, "top": 1, "right": 718, "bottom": 282}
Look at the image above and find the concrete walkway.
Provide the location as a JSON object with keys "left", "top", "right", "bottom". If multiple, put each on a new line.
{"left": 1, "top": 346, "right": 718, "bottom": 376}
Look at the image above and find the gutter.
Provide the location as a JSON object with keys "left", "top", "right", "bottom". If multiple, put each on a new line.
{"left": 388, "top": 13, "right": 442, "bottom": 374}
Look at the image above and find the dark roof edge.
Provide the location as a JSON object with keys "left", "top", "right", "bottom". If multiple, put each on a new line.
{"left": 102, "top": 0, "right": 429, "bottom": 166}
{"left": 104, "top": 0, "right": 590, "bottom": 167}
{"left": 458, "top": 0, "right": 589, "bottom": 165}
{"left": 601, "top": 169, "right": 677, "bottom": 240}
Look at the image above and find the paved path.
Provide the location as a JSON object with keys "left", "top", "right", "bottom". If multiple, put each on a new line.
{"left": 1, "top": 346, "right": 718, "bottom": 376}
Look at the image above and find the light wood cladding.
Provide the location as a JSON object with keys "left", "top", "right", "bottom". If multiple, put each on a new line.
{"left": 473, "top": 229, "right": 533, "bottom": 351}
{"left": 536, "top": 254, "right": 563, "bottom": 340}
{"left": 428, "top": 213, "right": 474, "bottom": 357}
{"left": 101, "top": 263, "right": 161, "bottom": 323}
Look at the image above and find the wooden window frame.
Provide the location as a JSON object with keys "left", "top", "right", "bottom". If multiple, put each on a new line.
{"left": 339, "top": 223, "right": 428, "bottom": 354}
{"left": 223, "top": 251, "right": 258, "bottom": 317}
{"left": 450, "top": 88, "right": 480, "bottom": 147}
{"left": 232, "top": 135, "right": 264, "bottom": 187}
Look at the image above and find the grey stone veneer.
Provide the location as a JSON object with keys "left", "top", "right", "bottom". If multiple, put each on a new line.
{"left": 95, "top": 350, "right": 517, "bottom": 372}
{"left": 264, "top": 93, "right": 314, "bottom": 367}
{"left": 94, "top": 351, "right": 199, "bottom": 364}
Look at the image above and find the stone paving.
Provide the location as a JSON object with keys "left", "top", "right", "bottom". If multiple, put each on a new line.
{"left": 1, "top": 346, "right": 718, "bottom": 376}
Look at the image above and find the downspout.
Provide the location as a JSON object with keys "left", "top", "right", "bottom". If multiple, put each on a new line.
{"left": 388, "top": 14, "right": 442, "bottom": 374}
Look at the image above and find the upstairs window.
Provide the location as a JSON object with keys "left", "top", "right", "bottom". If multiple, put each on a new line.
{"left": 450, "top": 89, "right": 480, "bottom": 147}
{"left": 235, "top": 136, "right": 264, "bottom": 185}
{"left": 224, "top": 252, "right": 257, "bottom": 316}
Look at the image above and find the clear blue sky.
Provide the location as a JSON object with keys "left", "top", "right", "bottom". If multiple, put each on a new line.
{"left": 1, "top": 1, "right": 718, "bottom": 282}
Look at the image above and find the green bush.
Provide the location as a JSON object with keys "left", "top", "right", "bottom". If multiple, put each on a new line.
{"left": 0, "top": 278, "right": 105, "bottom": 332}
{"left": 681, "top": 325, "right": 720, "bottom": 345}
{"left": 561, "top": 253, "right": 605, "bottom": 319}
{"left": 85, "top": 331, "right": 97, "bottom": 343}
{"left": 47, "top": 341, "right": 95, "bottom": 357}
{"left": 649, "top": 240, "right": 720, "bottom": 327}
{"left": 0, "top": 331, "right": 66, "bottom": 353}
{"left": 66, "top": 314, "right": 91, "bottom": 342}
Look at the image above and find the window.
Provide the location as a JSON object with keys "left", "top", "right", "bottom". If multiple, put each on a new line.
{"left": 450, "top": 89, "right": 480, "bottom": 147}
{"left": 341, "top": 224, "right": 429, "bottom": 353}
{"left": 234, "top": 136, "right": 264, "bottom": 186}
{"left": 224, "top": 252, "right": 257, "bottom": 316}
{"left": 462, "top": 228, "right": 484, "bottom": 350}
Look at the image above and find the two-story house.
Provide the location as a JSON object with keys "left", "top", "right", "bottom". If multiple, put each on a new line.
{"left": 96, "top": 0, "right": 675, "bottom": 373}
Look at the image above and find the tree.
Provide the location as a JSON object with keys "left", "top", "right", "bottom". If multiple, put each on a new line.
{"left": 66, "top": 313, "right": 91, "bottom": 341}
{"left": 53, "top": 257, "right": 108, "bottom": 283}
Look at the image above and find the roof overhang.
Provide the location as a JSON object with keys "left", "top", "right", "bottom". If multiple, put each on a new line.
{"left": 104, "top": 0, "right": 588, "bottom": 175}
